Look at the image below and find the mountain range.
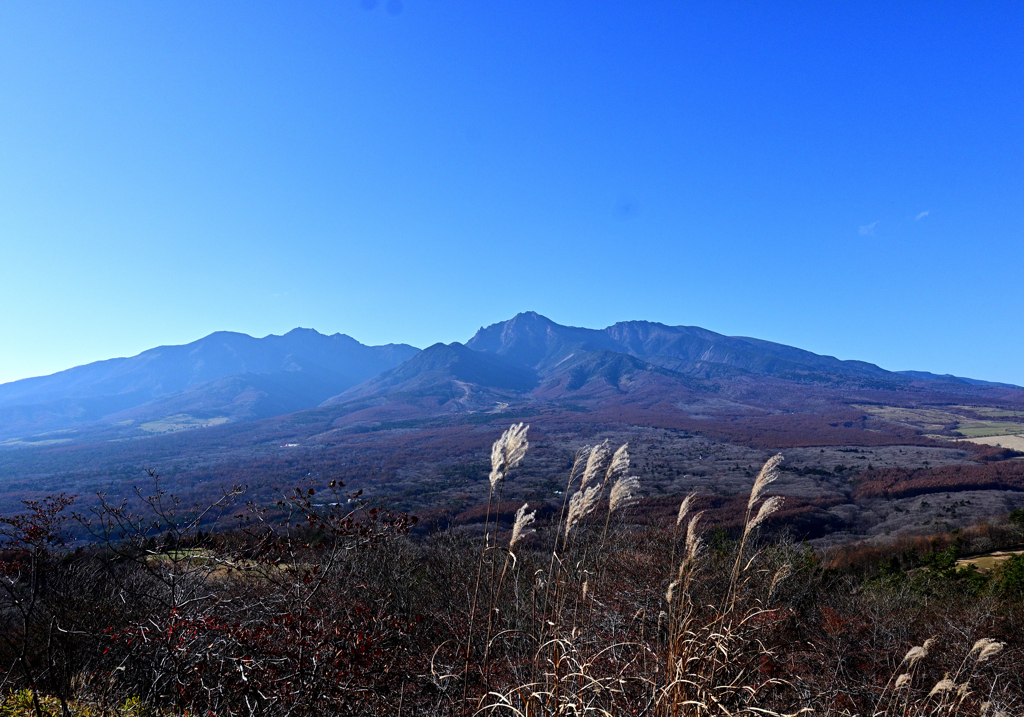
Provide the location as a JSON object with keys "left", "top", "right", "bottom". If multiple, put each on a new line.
{"left": 0, "top": 329, "right": 417, "bottom": 441}
{"left": 0, "top": 312, "right": 1017, "bottom": 444}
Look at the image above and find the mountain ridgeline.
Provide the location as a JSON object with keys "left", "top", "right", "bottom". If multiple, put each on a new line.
{"left": 0, "top": 312, "right": 1016, "bottom": 443}
{"left": 322, "top": 312, "right": 1015, "bottom": 415}
{"left": 0, "top": 329, "right": 418, "bottom": 440}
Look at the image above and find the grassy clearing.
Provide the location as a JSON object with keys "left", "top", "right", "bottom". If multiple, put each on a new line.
{"left": 956, "top": 549, "right": 1024, "bottom": 573}
{"left": 855, "top": 404, "right": 962, "bottom": 430}
{"left": 955, "top": 421, "right": 1024, "bottom": 438}
{"left": 139, "top": 414, "right": 229, "bottom": 433}
{"left": 855, "top": 404, "right": 1024, "bottom": 441}
{"left": 954, "top": 406, "right": 1024, "bottom": 419}
{"left": 0, "top": 689, "right": 154, "bottom": 717}
{"left": 961, "top": 434, "right": 1024, "bottom": 452}
{"left": 0, "top": 438, "right": 73, "bottom": 447}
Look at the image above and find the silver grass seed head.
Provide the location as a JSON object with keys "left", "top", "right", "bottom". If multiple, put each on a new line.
{"left": 676, "top": 492, "right": 696, "bottom": 527}
{"left": 609, "top": 475, "right": 641, "bottom": 514}
{"left": 510, "top": 502, "right": 536, "bottom": 547}
{"left": 895, "top": 674, "right": 912, "bottom": 689}
{"left": 580, "top": 440, "right": 611, "bottom": 490}
{"left": 928, "top": 677, "right": 956, "bottom": 698}
{"left": 686, "top": 512, "right": 704, "bottom": 560}
{"left": 606, "top": 443, "right": 630, "bottom": 482}
{"left": 565, "top": 484, "right": 602, "bottom": 538}
{"left": 971, "top": 638, "right": 996, "bottom": 656}
{"left": 745, "top": 496, "right": 784, "bottom": 537}
{"left": 978, "top": 641, "right": 1004, "bottom": 663}
{"left": 902, "top": 645, "right": 927, "bottom": 667}
{"left": 922, "top": 638, "right": 936, "bottom": 654}
{"left": 748, "top": 453, "right": 784, "bottom": 510}
{"left": 489, "top": 423, "right": 529, "bottom": 489}
{"left": 665, "top": 580, "right": 679, "bottom": 604}
{"left": 769, "top": 563, "right": 793, "bottom": 594}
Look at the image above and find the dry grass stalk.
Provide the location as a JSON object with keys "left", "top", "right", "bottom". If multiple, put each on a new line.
{"left": 748, "top": 453, "right": 784, "bottom": 509}
{"left": 466, "top": 423, "right": 530, "bottom": 709}
{"left": 580, "top": 441, "right": 611, "bottom": 490}
{"left": 490, "top": 423, "right": 530, "bottom": 490}
{"left": 609, "top": 476, "right": 640, "bottom": 514}
{"left": 511, "top": 503, "right": 536, "bottom": 548}
{"left": 676, "top": 492, "right": 696, "bottom": 527}
{"left": 565, "top": 485, "right": 601, "bottom": 539}
{"left": 685, "top": 512, "right": 704, "bottom": 562}
{"left": 929, "top": 677, "right": 956, "bottom": 697}
{"left": 745, "top": 496, "right": 785, "bottom": 537}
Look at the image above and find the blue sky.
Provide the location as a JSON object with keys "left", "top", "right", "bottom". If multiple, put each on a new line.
{"left": 1, "top": 2, "right": 1022, "bottom": 385}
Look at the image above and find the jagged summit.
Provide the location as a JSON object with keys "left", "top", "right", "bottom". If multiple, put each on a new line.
{"left": 467, "top": 312, "right": 617, "bottom": 371}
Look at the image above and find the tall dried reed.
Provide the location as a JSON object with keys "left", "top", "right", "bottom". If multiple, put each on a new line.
{"left": 460, "top": 431, "right": 1014, "bottom": 717}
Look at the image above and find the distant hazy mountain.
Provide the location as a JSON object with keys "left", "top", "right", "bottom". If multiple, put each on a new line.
{"left": 0, "top": 329, "right": 419, "bottom": 440}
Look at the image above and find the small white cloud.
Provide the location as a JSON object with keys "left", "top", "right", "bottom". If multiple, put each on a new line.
{"left": 915, "top": 210, "right": 929, "bottom": 221}
{"left": 859, "top": 221, "right": 878, "bottom": 236}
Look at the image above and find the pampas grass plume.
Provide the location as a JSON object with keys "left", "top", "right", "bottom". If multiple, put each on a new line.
{"left": 580, "top": 441, "right": 610, "bottom": 489}
{"left": 902, "top": 645, "right": 927, "bottom": 667}
{"left": 490, "top": 423, "right": 529, "bottom": 489}
{"left": 665, "top": 580, "right": 678, "bottom": 604}
{"left": 748, "top": 453, "right": 784, "bottom": 509}
{"left": 976, "top": 640, "right": 1004, "bottom": 662}
{"left": 510, "top": 502, "right": 536, "bottom": 547}
{"left": 686, "top": 512, "right": 704, "bottom": 560}
{"left": 676, "top": 492, "right": 696, "bottom": 527}
{"left": 745, "top": 496, "right": 784, "bottom": 536}
{"left": 565, "top": 484, "right": 602, "bottom": 538}
{"left": 609, "top": 475, "right": 640, "bottom": 514}
{"left": 607, "top": 443, "right": 630, "bottom": 481}
{"left": 769, "top": 562, "right": 793, "bottom": 595}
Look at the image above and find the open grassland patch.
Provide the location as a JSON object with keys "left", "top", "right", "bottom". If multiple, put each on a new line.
{"left": 963, "top": 434, "right": 1024, "bottom": 452}
{"left": 139, "top": 414, "right": 229, "bottom": 433}
{"left": 956, "top": 421, "right": 1024, "bottom": 438}
{"left": 855, "top": 404, "right": 963, "bottom": 430}
{"left": 856, "top": 404, "right": 1024, "bottom": 441}
{"left": 957, "top": 549, "right": 1024, "bottom": 572}
{"left": 954, "top": 406, "right": 1024, "bottom": 419}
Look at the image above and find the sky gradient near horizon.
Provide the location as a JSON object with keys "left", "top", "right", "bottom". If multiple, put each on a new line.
{"left": 1, "top": 2, "right": 1022, "bottom": 385}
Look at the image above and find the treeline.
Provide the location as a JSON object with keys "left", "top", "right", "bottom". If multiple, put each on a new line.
{"left": 855, "top": 460, "right": 1024, "bottom": 500}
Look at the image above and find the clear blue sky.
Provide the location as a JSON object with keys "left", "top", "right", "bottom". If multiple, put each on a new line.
{"left": 1, "top": 2, "right": 1022, "bottom": 385}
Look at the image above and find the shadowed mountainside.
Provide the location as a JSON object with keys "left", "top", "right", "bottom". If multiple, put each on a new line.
{"left": 316, "top": 312, "right": 1020, "bottom": 420}
{"left": 0, "top": 329, "right": 419, "bottom": 440}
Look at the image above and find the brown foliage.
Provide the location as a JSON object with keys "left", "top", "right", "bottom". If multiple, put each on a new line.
{"left": 855, "top": 460, "right": 1024, "bottom": 500}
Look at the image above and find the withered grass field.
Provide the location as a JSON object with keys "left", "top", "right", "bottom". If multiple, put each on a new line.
{"left": 1, "top": 426, "right": 1023, "bottom": 716}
